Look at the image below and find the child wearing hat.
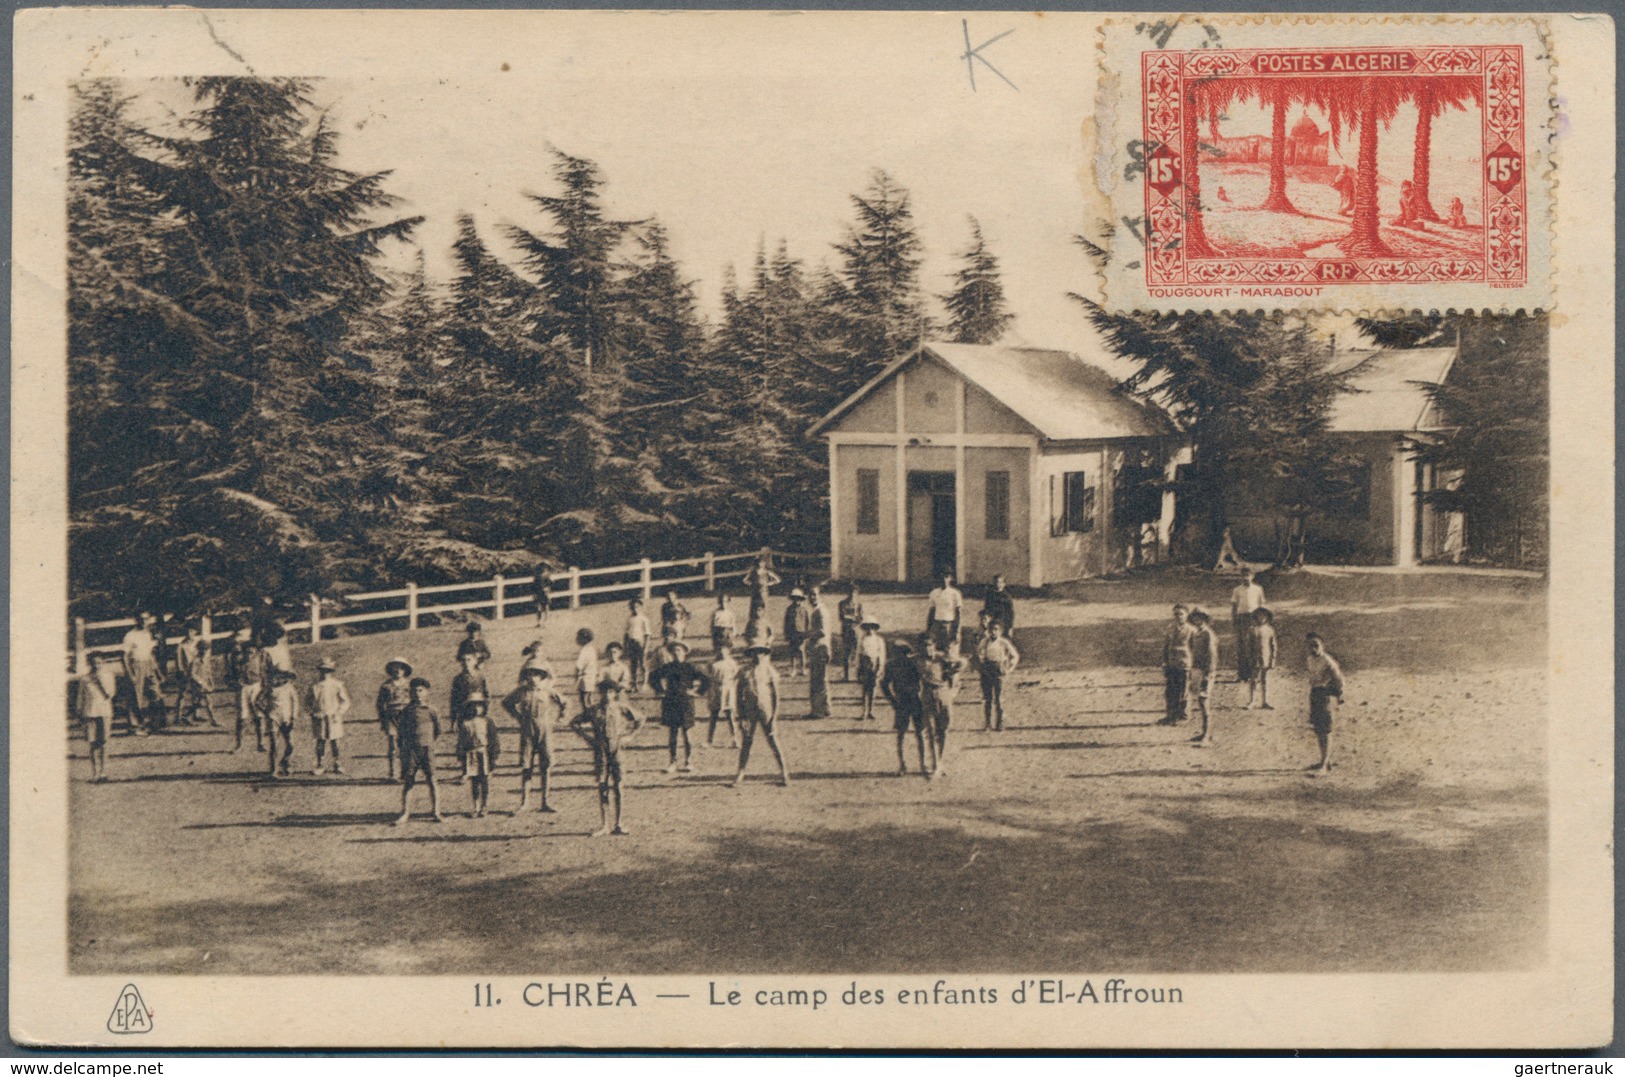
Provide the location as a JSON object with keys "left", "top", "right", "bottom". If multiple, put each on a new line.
{"left": 1188, "top": 608, "right": 1220, "bottom": 746}
{"left": 649, "top": 639, "right": 712, "bottom": 775}
{"left": 855, "top": 619, "right": 886, "bottom": 721}
{"left": 393, "top": 676, "right": 444, "bottom": 824}
{"left": 463, "top": 696, "right": 501, "bottom": 818}
{"left": 263, "top": 667, "right": 301, "bottom": 778}
{"left": 456, "top": 621, "right": 491, "bottom": 669}
{"left": 308, "top": 657, "right": 351, "bottom": 775}
{"left": 1245, "top": 607, "right": 1278, "bottom": 709}
{"left": 570, "top": 678, "right": 645, "bottom": 836}
{"left": 782, "top": 589, "right": 811, "bottom": 677}
{"left": 504, "top": 662, "right": 568, "bottom": 812}
{"left": 706, "top": 641, "right": 741, "bottom": 748}
{"left": 72, "top": 651, "right": 121, "bottom": 782}
{"left": 449, "top": 650, "right": 490, "bottom": 784}
{"left": 880, "top": 640, "right": 932, "bottom": 776}
{"left": 733, "top": 644, "right": 791, "bottom": 787}
{"left": 375, "top": 657, "right": 415, "bottom": 781}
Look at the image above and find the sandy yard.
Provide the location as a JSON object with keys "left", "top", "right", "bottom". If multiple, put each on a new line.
{"left": 69, "top": 566, "right": 1547, "bottom": 976}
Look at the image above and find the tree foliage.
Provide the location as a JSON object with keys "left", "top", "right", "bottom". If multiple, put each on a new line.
{"left": 940, "top": 216, "right": 1013, "bottom": 345}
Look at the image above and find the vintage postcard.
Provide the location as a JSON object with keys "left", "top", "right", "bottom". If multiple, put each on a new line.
{"left": 10, "top": 8, "right": 1613, "bottom": 1050}
{"left": 1090, "top": 16, "right": 1555, "bottom": 313}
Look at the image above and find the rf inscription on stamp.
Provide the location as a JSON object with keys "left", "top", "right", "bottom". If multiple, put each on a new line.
{"left": 1139, "top": 44, "right": 1528, "bottom": 293}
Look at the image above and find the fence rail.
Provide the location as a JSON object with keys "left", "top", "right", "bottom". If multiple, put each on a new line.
{"left": 69, "top": 547, "right": 830, "bottom": 675}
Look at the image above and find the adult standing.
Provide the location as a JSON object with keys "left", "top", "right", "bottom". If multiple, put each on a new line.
{"left": 924, "top": 573, "right": 964, "bottom": 653}
{"left": 1229, "top": 568, "right": 1266, "bottom": 681}
{"left": 121, "top": 611, "right": 165, "bottom": 735}
{"left": 981, "top": 574, "right": 1016, "bottom": 638}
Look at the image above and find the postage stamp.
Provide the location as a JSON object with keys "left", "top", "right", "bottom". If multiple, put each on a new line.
{"left": 1092, "top": 17, "right": 1554, "bottom": 312}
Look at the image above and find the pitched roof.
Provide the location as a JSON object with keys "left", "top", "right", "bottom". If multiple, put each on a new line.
{"left": 1326, "top": 347, "right": 1456, "bottom": 432}
{"left": 808, "top": 342, "right": 1176, "bottom": 441}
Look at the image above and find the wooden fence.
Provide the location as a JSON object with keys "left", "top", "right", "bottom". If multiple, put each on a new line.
{"left": 70, "top": 547, "right": 830, "bottom": 675}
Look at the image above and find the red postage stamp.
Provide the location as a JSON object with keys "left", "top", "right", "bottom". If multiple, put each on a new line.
{"left": 1095, "top": 19, "right": 1552, "bottom": 311}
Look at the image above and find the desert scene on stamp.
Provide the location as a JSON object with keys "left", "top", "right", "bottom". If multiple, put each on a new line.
{"left": 58, "top": 32, "right": 1551, "bottom": 984}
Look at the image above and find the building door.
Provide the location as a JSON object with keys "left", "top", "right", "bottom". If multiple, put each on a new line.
{"left": 906, "top": 471, "right": 956, "bottom": 582}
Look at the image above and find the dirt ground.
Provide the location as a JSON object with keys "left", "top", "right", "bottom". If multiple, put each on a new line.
{"left": 69, "top": 566, "right": 1548, "bottom": 976}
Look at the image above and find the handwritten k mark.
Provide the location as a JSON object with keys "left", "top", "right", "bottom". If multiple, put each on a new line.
{"left": 960, "top": 20, "right": 1017, "bottom": 93}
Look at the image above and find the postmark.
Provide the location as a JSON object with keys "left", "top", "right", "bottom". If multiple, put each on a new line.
{"left": 1092, "top": 17, "right": 1554, "bottom": 312}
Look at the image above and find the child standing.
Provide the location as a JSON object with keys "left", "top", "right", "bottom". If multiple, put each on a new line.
{"left": 881, "top": 641, "right": 932, "bottom": 776}
{"left": 1245, "top": 607, "right": 1278, "bottom": 709}
{"left": 599, "top": 641, "right": 634, "bottom": 695}
{"left": 574, "top": 628, "right": 600, "bottom": 717}
{"left": 456, "top": 622, "right": 492, "bottom": 668}
{"left": 709, "top": 594, "right": 737, "bottom": 655}
{"left": 920, "top": 641, "right": 964, "bottom": 779}
{"left": 707, "top": 642, "right": 741, "bottom": 748}
{"left": 173, "top": 622, "right": 220, "bottom": 727}
{"left": 73, "top": 651, "right": 120, "bottom": 782}
{"left": 228, "top": 627, "right": 266, "bottom": 753}
{"left": 660, "top": 590, "right": 692, "bottom": 643}
{"left": 976, "top": 618, "right": 1021, "bottom": 731}
{"left": 804, "top": 622, "right": 832, "bottom": 720}
{"left": 733, "top": 644, "right": 791, "bottom": 787}
{"left": 1305, "top": 633, "right": 1346, "bottom": 777}
{"left": 1230, "top": 568, "right": 1266, "bottom": 682}
{"left": 263, "top": 668, "right": 300, "bottom": 778}
{"left": 650, "top": 640, "right": 712, "bottom": 775}
{"left": 1158, "top": 605, "right": 1195, "bottom": 727}
{"left": 855, "top": 619, "right": 886, "bottom": 721}
{"left": 449, "top": 651, "right": 489, "bottom": 784}
{"left": 503, "top": 663, "right": 567, "bottom": 812}
{"left": 463, "top": 698, "right": 501, "bottom": 818}
{"left": 121, "top": 611, "right": 165, "bottom": 735}
{"left": 571, "top": 679, "right": 644, "bottom": 836}
{"left": 836, "top": 583, "right": 864, "bottom": 681}
{"left": 375, "top": 657, "right": 414, "bottom": 782}
{"left": 308, "top": 657, "right": 351, "bottom": 775}
{"left": 623, "top": 600, "right": 651, "bottom": 692}
{"left": 783, "top": 589, "right": 811, "bottom": 677}
{"left": 393, "top": 676, "right": 444, "bottom": 824}
{"left": 1188, "top": 609, "right": 1221, "bottom": 746}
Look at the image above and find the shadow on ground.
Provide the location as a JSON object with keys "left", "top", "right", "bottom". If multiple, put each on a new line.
{"left": 72, "top": 781, "right": 1544, "bottom": 977}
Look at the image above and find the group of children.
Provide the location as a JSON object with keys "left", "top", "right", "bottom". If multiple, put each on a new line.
{"left": 73, "top": 566, "right": 1346, "bottom": 821}
{"left": 1160, "top": 567, "right": 1346, "bottom": 775}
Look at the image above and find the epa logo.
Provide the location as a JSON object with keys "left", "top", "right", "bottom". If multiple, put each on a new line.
{"left": 106, "top": 984, "right": 152, "bottom": 1034}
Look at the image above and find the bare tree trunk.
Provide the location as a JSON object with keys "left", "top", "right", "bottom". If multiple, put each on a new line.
{"left": 1339, "top": 91, "right": 1393, "bottom": 256}
{"left": 1260, "top": 87, "right": 1298, "bottom": 213}
{"left": 1181, "top": 81, "right": 1218, "bottom": 257}
{"left": 1411, "top": 85, "right": 1442, "bottom": 222}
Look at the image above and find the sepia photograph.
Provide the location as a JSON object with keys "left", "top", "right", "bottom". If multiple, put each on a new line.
{"left": 11, "top": 8, "right": 1612, "bottom": 1050}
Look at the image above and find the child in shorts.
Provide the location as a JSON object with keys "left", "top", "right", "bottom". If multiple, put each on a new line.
{"left": 393, "top": 676, "right": 444, "bottom": 824}
{"left": 503, "top": 662, "right": 567, "bottom": 812}
{"left": 375, "top": 657, "right": 414, "bottom": 781}
{"left": 881, "top": 641, "right": 933, "bottom": 777}
{"left": 449, "top": 650, "right": 489, "bottom": 784}
{"left": 976, "top": 617, "right": 1021, "bottom": 731}
{"left": 1245, "top": 607, "right": 1278, "bottom": 709}
{"left": 173, "top": 621, "right": 220, "bottom": 727}
{"left": 1188, "top": 608, "right": 1220, "bottom": 746}
{"left": 599, "top": 641, "right": 634, "bottom": 695}
{"left": 308, "top": 657, "right": 351, "bottom": 775}
{"left": 1305, "top": 633, "right": 1345, "bottom": 777}
{"left": 856, "top": 619, "right": 886, "bottom": 721}
{"left": 73, "top": 651, "right": 120, "bottom": 782}
{"left": 707, "top": 642, "right": 741, "bottom": 748}
{"left": 264, "top": 668, "right": 300, "bottom": 778}
{"left": 574, "top": 628, "right": 600, "bottom": 717}
{"left": 571, "top": 679, "right": 644, "bottom": 835}
{"left": 624, "top": 600, "right": 651, "bottom": 692}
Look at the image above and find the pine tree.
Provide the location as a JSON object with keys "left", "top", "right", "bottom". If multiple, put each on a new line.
{"left": 832, "top": 169, "right": 927, "bottom": 395}
{"left": 67, "top": 77, "right": 423, "bottom": 616}
{"left": 940, "top": 216, "right": 1013, "bottom": 345}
